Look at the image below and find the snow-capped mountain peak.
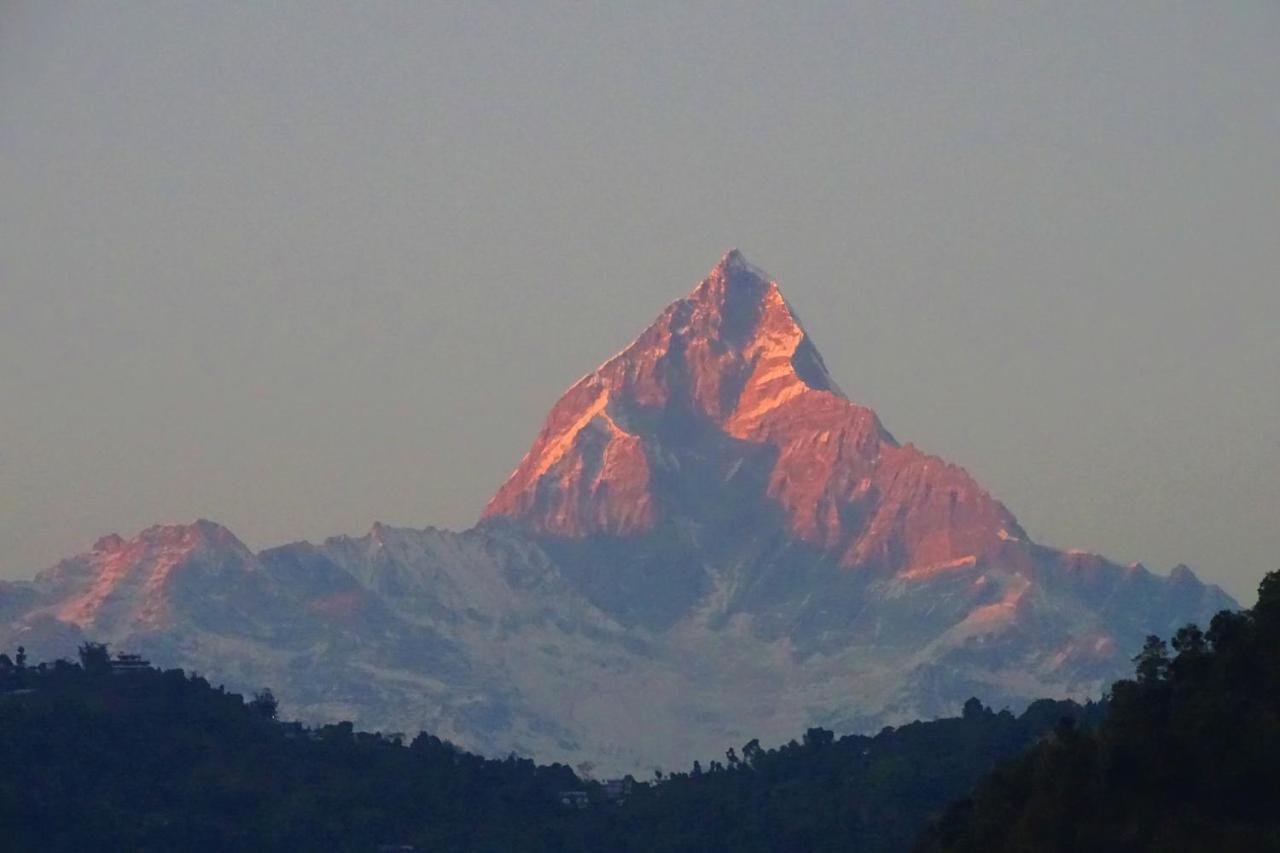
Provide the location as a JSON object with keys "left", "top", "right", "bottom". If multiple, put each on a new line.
{"left": 1, "top": 252, "right": 1239, "bottom": 776}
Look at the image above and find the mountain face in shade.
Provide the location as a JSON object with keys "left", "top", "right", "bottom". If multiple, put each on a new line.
{"left": 0, "top": 253, "right": 1237, "bottom": 775}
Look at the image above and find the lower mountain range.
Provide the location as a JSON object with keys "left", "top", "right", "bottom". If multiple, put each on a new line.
{"left": 0, "top": 253, "right": 1235, "bottom": 774}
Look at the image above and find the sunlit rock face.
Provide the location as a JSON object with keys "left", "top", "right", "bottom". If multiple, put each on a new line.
{"left": 0, "top": 252, "right": 1239, "bottom": 776}
{"left": 485, "top": 249, "right": 1024, "bottom": 575}
{"left": 37, "top": 520, "right": 259, "bottom": 633}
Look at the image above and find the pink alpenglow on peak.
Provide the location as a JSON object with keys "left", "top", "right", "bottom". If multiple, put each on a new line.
{"left": 484, "top": 252, "right": 1024, "bottom": 575}
{"left": 42, "top": 520, "right": 254, "bottom": 631}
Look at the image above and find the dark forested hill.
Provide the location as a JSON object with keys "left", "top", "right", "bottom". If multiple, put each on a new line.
{"left": 0, "top": 642, "right": 1092, "bottom": 853}
{"left": 917, "top": 570, "right": 1280, "bottom": 853}
{"left": 565, "top": 696, "right": 1101, "bottom": 853}
{"left": 0, "top": 644, "right": 580, "bottom": 852}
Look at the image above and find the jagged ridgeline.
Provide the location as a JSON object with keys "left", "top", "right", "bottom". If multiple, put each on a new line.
{"left": 0, "top": 253, "right": 1235, "bottom": 774}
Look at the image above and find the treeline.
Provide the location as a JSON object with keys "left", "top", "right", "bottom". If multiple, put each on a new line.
{"left": 0, "top": 647, "right": 579, "bottom": 851}
{"left": 917, "top": 570, "right": 1280, "bottom": 853}
{"left": 0, "top": 645, "right": 1084, "bottom": 852}
{"left": 571, "top": 696, "right": 1099, "bottom": 853}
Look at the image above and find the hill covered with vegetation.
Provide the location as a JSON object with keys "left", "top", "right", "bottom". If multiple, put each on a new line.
{"left": 1, "top": 641, "right": 1089, "bottom": 852}
{"left": 917, "top": 570, "right": 1280, "bottom": 853}
{"left": 567, "top": 696, "right": 1099, "bottom": 853}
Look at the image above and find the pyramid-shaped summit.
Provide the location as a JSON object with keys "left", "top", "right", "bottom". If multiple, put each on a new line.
{"left": 485, "top": 251, "right": 1026, "bottom": 576}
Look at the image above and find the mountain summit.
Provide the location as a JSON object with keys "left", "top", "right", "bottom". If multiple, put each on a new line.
{"left": 486, "top": 251, "right": 1023, "bottom": 574}
{"left": 0, "top": 252, "right": 1237, "bottom": 774}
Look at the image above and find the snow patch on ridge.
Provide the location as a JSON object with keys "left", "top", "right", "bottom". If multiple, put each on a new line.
{"left": 527, "top": 388, "right": 613, "bottom": 482}
{"left": 729, "top": 381, "right": 812, "bottom": 424}
{"left": 901, "top": 555, "right": 979, "bottom": 581}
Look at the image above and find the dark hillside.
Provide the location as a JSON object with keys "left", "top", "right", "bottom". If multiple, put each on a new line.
{"left": 1, "top": 642, "right": 1091, "bottom": 853}
{"left": 917, "top": 570, "right": 1280, "bottom": 853}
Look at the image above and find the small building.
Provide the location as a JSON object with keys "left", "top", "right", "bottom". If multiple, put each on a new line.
{"left": 558, "top": 790, "right": 589, "bottom": 809}
{"left": 109, "top": 653, "right": 150, "bottom": 675}
{"left": 601, "top": 777, "right": 634, "bottom": 803}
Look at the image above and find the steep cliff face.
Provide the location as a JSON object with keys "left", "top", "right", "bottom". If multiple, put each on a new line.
{"left": 484, "top": 250, "right": 1023, "bottom": 577}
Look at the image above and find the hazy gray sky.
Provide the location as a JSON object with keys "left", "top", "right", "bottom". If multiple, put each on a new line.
{"left": 2, "top": 3, "right": 1277, "bottom": 601}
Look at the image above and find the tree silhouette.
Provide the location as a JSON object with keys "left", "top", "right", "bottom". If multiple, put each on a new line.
{"left": 1132, "top": 634, "right": 1169, "bottom": 683}
{"left": 78, "top": 641, "right": 111, "bottom": 675}
{"left": 248, "top": 688, "right": 278, "bottom": 720}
